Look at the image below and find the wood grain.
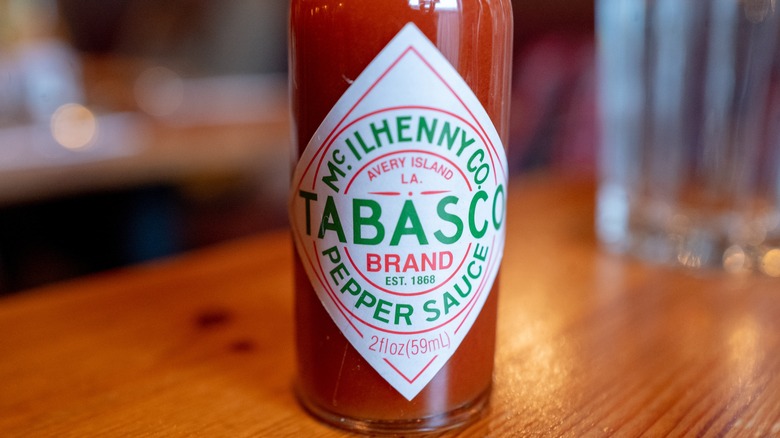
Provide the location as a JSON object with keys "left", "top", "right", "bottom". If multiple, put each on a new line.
{"left": 1, "top": 174, "right": 780, "bottom": 437}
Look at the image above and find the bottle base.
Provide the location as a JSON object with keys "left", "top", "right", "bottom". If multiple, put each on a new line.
{"left": 295, "top": 385, "right": 491, "bottom": 435}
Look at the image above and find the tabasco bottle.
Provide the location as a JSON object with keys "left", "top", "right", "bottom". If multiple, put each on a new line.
{"left": 288, "top": 0, "right": 512, "bottom": 433}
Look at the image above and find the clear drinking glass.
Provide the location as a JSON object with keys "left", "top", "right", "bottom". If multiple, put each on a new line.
{"left": 596, "top": 0, "right": 780, "bottom": 274}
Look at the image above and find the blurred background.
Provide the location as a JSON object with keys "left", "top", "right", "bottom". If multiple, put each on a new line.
{"left": 0, "top": 0, "right": 594, "bottom": 294}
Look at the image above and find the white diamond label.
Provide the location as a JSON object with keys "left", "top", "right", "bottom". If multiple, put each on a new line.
{"left": 289, "top": 23, "right": 507, "bottom": 400}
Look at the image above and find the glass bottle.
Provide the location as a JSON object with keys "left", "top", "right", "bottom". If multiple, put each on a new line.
{"left": 288, "top": 0, "right": 512, "bottom": 433}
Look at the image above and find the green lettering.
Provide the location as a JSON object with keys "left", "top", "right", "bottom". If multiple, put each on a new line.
{"left": 467, "top": 260, "right": 482, "bottom": 279}
{"left": 341, "top": 277, "right": 361, "bottom": 296}
{"left": 417, "top": 117, "right": 438, "bottom": 143}
{"left": 454, "top": 274, "right": 473, "bottom": 298}
{"left": 397, "top": 116, "right": 413, "bottom": 142}
{"left": 370, "top": 119, "right": 393, "bottom": 147}
{"left": 395, "top": 304, "right": 413, "bottom": 325}
{"left": 492, "top": 184, "right": 505, "bottom": 230}
{"left": 434, "top": 195, "right": 463, "bottom": 244}
{"left": 456, "top": 130, "right": 476, "bottom": 156}
{"left": 443, "top": 291, "right": 459, "bottom": 314}
{"left": 319, "top": 196, "right": 346, "bottom": 242}
{"left": 321, "top": 245, "right": 341, "bottom": 263}
{"left": 373, "top": 299, "right": 392, "bottom": 323}
{"left": 345, "top": 138, "right": 361, "bottom": 161}
{"left": 390, "top": 200, "right": 428, "bottom": 246}
{"left": 473, "top": 243, "right": 489, "bottom": 262}
{"left": 321, "top": 161, "right": 346, "bottom": 193}
{"left": 437, "top": 122, "right": 460, "bottom": 150}
{"left": 467, "top": 149, "right": 490, "bottom": 185}
{"left": 355, "top": 131, "right": 374, "bottom": 154}
{"left": 353, "top": 198, "right": 385, "bottom": 245}
{"left": 298, "top": 190, "right": 318, "bottom": 236}
{"left": 469, "top": 190, "right": 489, "bottom": 238}
{"left": 423, "top": 299, "right": 440, "bottom": 322}
{"left": 356, "top": 290, "right": 377, "bottom": 309}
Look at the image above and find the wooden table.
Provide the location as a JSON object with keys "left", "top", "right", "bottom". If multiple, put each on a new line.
{"left": 2, "top": 174, "right": 780, "bottom": 437}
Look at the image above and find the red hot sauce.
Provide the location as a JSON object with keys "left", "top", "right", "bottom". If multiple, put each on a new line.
{"left": 289, "top": 0, "right": 512, "bottom": 433}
